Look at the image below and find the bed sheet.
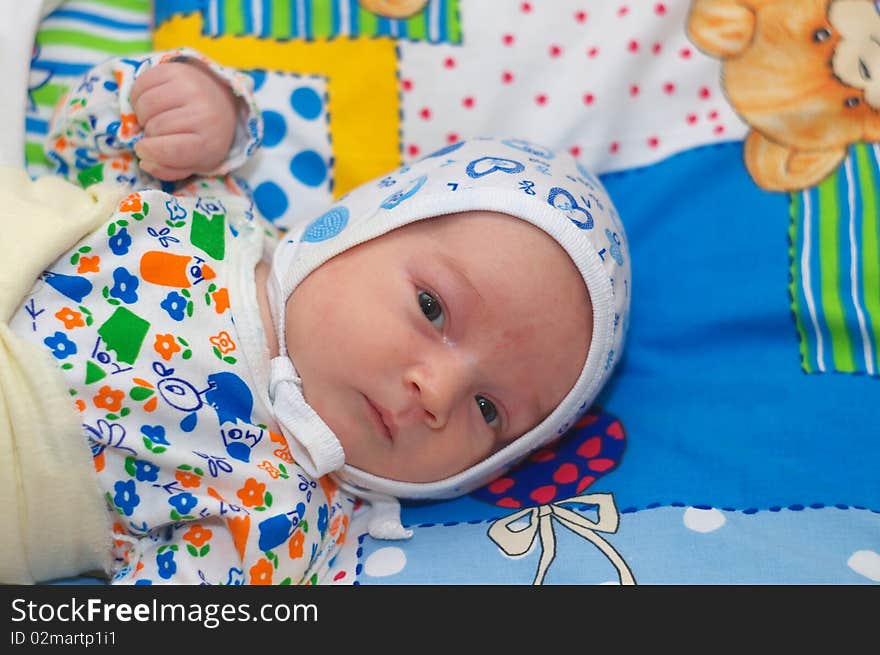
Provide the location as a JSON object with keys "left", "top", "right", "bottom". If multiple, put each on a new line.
{"left": 27, "top": 0, "right": 880, "bottom": 585}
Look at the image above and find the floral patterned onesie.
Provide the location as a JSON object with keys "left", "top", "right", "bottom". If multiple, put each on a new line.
{"left": 8, "top": 50, "right": 354, "bottom": 585}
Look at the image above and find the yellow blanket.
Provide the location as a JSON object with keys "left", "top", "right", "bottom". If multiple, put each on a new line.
{"left": 0, "top": 166, "right": 125, "bottom": 583}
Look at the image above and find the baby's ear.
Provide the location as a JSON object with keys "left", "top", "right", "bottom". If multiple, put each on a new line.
{"left": 686, "top": 0, "right": 756, "bottom": 58}
{"left": 743, "top": 130, "right": 846, "bottom": 192}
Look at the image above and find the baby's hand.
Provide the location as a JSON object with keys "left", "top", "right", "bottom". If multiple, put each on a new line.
{"left": 130, "top": 61, "right": 239, "bottom": 181}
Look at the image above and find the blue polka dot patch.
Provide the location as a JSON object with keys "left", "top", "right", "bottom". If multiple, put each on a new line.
{"left": 243, "top": 70, "right": 332, "bottom": 229}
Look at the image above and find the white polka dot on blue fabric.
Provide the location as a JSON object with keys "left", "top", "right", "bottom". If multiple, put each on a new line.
{"left": 683, "top": 507, "right": 726, "bottom": 533}
{"left": 364, "top": 547, "right": 407, "bottom": 577}
{"left": 848, "top": 550, "right": 880, "bottom": 581}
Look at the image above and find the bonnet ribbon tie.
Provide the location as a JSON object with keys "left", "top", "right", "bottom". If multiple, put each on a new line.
{"left": 268, "top": 355, "right": 344, "bottom": 478}
{"left": 487, "top": 493, "right": 635, "bottom": 585}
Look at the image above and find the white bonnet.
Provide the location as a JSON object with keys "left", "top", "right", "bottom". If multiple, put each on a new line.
{"left": 265, "top": 137, "right": 630, "bottom": 526}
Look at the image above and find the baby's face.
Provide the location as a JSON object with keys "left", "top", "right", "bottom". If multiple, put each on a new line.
{"left": 284, "top": 211, "right": 592, "bottom": 482}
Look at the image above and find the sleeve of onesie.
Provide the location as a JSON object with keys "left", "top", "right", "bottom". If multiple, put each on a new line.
{"left": 44, "top": 48, "right": 263, "bottom": 192}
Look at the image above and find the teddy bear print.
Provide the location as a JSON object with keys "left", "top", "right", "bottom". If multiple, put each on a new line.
{"left": 358, "top": 0, "right": 428, "bottom": 19}
{"left": 687, "top": 0, "right": 880, "bottom": 191}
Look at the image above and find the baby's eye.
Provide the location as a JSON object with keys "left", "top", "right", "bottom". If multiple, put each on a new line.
{"left": 418, "top": 290, "right": 445, "bottom": 329}
{"left": 476, "top": 395, "right": 500, "bottom": 429}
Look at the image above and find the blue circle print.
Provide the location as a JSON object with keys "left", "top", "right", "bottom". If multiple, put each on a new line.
{"left": 290, "top": 86, "right": 323, "bottom": 120}
{"left": 253, "top": 181, "right": 289, "bottom": 222}
{"left": 290, "top": 150, "right": 327, "bottom": 187}
{"left": 302, "top": 206, "right": 349, "bottom": 242}
{"left": 247, "top": 70, "right": 267, "bottom": 92}
{"left": 261, "top": 110, "right": 287, "bottom": 148}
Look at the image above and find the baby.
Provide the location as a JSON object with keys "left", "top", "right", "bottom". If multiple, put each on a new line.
{"left": 1, "top": 49, "right": 630, "bottom": 585}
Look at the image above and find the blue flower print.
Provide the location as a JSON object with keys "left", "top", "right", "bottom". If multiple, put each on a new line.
{"left": 157, "top": 550, "right": 177, "bottom": 580}
{"left": 140, "top": 424, "right": 170, "bottom": 446}
{"left": 161, "top": 291, "right": 187, "bottom": 321}
{"left": 317, "top": 503, "right": 329, "bottom": 537}
{"left": 44, "top": 331, "right": 77, "bottom": 359}
{"left": 134, "top": 579, "right": 153, "bottom": 585}
{"left": 133, "top": 459, "right": 160, "bottom": 482}
{"left": 113, "top": 479, "right": 140, "bottom": 516}
{"left": 109, "top": 227, "right": 132, "bottom": 256}
{"left": 169, "top": 492, "right": 198, "bottom": 515}
{"left": 109, "top": 267, "right": 139, "bottom": 304}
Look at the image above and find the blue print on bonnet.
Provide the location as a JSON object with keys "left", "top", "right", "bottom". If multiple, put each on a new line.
{"left": 548, "top": 187, "right": 594, "bottom": 230}
{"left": 380, "top": 174, "right": 427, "bottom": 209}
{"left": 502, "top": 138, "right": 556, "bottom": 160}
{"left": 423, "top": 141, "right": 465, "bottom": 159}
{"left": 466, "top": 156, "right": 525, "bottom": 179}
{"left": 302, "top": 206, "right": 349, "bottom": 242}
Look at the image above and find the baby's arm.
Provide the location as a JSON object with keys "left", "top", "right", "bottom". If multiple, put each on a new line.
{"left": 46, "top": 49, "right": 262, "bottom": 190}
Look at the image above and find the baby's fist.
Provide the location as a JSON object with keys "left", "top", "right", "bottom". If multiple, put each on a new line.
{"left": 130, "top": 61, "right": 239, "bottom": 181}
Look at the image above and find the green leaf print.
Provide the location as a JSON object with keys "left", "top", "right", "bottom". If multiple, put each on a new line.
{"left": 264, "top": 492, "right": 273, "bottom": 507}
{"left": 129, "top": 386, "right": 154, "bottom": 401}
{"left": 186, "top": 544, "right": 199, "bottom": 557}
{"left": 199, "top": 544, "right": 210, "bottom": 557}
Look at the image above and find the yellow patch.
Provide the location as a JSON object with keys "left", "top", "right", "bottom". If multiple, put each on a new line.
{"left": 154, "top": 13, "right": 402, "bottom": 198}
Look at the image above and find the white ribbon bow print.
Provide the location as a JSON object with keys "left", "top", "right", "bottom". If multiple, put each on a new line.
{"left": 487, "top": 493, "right": 636, "bottom": 586}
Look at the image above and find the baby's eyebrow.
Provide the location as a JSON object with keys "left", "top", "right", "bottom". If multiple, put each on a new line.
{"left": 436, "top": 252, "right": 483, "bottom": 307}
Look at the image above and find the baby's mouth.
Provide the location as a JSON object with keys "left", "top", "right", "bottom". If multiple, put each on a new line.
{"left": 364, "top": 395, "right": 396, "bottom": 442}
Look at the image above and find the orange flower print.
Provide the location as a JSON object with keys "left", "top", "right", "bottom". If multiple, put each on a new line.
{"left": 288, "top": 530, "right": 304, "bottom": 559}
{"left": 175, "top": 469, "right": 201, "bottom": 489}
{"left": 110, "top": 152, "right": 133, "bottom": 172}
{"left": 258, "top": 460, "right": 280, "bottom": 479}
{"left": 212, "top": 287, "right": 230, "bottom": 314}
{"left": 210, "top": 331, "right": 236, "bottom": 355}
{"left": 249, "top": 557, "right": 273, "bottom": 585}
{"left": 236, "top": 477, "right": 266, "bottom": 508}
{"left": 182, "top": 525, "right": 213, "bottom": 548}
{"left": 93, "top": 385, "right": 124, "bottom": 412}
{"left": 119, "top": 193, "right": 142, "bottom": 213}
{"left": 269, "top": 431, "right": 293, "bottom": 464}
{"left": 153, "top": 333, "right": 181, "bottom": 361}
{"left": 77, "top": 255, "right": 100, "bottom": 274}
{"left": 55, "top": 307, "right": 84, "bottom": 330}
{"left": 93, "top": 449, "right": 105, "bottom": 473}
{"left": 119, "top": 113, "right": 139, "bottom": 139}
{"left": 75, "top": 399, "right": 86, "bottom": 413}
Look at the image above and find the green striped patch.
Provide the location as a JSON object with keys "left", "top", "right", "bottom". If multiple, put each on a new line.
{"left": 789, "top": 143, "right": 880, "bottom": 375}
{"left": 186, "top": 0, "right": 463, "bottom": 44}
{"left": 24, "top": 0, "right": 152, "bottom": 176}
